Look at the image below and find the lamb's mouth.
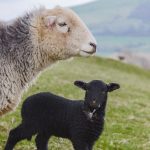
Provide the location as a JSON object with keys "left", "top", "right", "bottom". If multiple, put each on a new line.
{"left": 81, "top": 50, "right": 95, "bottom": 55}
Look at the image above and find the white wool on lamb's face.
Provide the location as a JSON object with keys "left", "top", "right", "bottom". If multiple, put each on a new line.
{"left": 36, "top": 7, "right": 97, "bottom": 60}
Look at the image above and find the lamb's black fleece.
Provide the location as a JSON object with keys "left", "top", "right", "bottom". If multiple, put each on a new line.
{"left": 4, "top": 92, "right": 106, "bottom": 150}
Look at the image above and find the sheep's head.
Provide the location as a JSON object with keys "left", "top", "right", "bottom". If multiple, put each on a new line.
{"left": 37, "top": 6, "right": 97, "bottom": 60}
{"left": 74, "top": 80, "right": 120, "bottom": 120}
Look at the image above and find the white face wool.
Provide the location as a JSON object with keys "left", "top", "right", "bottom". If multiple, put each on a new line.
{"left": 87, "top": 109, "right": 97, "bottom": 119}
{"left": 35, "top": 6, "right": 97, "bottom": 59}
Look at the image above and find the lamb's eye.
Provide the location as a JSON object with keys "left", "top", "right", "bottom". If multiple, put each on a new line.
{"left": 58, "top": 22, "right": 67, "bottom": 27}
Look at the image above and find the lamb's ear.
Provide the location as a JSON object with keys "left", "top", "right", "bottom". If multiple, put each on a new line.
{"left": 74, "top": 81, "right": 87, "bottom": 90}
{"left": 44, "top": 16, "right": 56, "bottom": 27}
{"left": 107, "top": 83, "right": 120, "bottom": 92}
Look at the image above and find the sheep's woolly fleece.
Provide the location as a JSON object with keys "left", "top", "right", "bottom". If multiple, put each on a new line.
{"left": 0, "top": 6, "right": 96, "bottom": 116}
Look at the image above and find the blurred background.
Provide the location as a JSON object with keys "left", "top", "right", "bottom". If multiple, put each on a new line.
{"left": 0, "top": 0, "right": 150, "bottom": 56}
{"left": 0, "top": 1, "right": 150, "bottom": 150}
{"left": 0, "top": 0, "right": 150, "bottom": 69}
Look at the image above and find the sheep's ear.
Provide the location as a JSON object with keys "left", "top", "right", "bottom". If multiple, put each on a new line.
{"left": 107, "top": 83, "right": 120, "bottom": 92}
{"left": 44, "top": 16, "right": 56, "bottom": 27}
{"left": 74, "top": 81, "right": 87, "bottom": 90}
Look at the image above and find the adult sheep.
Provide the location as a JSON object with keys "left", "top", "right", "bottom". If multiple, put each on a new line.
{"left": 0, "top": 6, "right": 97, "bottom": 116}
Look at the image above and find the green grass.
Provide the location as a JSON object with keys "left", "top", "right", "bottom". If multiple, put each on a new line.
{"left": 0, "top": 56, "right": 150, "bottom": 150}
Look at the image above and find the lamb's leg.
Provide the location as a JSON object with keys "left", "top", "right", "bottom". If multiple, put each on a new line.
{"left": 88, "top": 143, "right": 94, "bottom": 150}
{"left": 72, "top": 140, "right": 89, "bottom": 150}
{"left": 4, "top": 124, "right": 33, "bottom": 150}
{"left": 35, "top": 133, "right": 50, "bottom": 150}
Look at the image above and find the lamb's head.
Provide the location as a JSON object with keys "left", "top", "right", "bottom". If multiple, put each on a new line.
{"left": 74, "top": 80, "right": 120, "bottom": 119}
{"left": 36, "top": 6, "right": 97, "bottom": 60}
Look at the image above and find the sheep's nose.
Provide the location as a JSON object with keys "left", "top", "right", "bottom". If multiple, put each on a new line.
{"left": 89, "top": 42, "right": 97, "bottom": 53}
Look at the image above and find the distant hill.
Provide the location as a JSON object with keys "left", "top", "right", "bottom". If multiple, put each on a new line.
{"left": 73, "top": 0, "right": 150, "bottom": 36}
{"left": 72, "top": 0, "right": 105, "bottom": 34}
{"left": 72, "top": 0, "right": 150, "bottom": 55}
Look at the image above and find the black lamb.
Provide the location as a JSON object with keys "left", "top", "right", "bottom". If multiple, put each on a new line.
{"left": 4, "top": 80, "right": 120, "bottom": 150}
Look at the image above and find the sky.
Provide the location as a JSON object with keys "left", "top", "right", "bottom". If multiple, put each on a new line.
{"left": 0, "top": 0, "right": 94, "bottom": 21}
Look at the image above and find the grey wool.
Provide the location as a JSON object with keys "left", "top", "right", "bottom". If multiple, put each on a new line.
{"left": 0, "top": 6, "right": 96, "bottom": 115}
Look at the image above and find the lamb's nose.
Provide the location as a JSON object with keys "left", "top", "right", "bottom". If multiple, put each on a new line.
{"left": 91, "top": 101, "right": 98, "bottom": 108}
{"left": 89, "top": 42, "right": 97, "bottom": 53}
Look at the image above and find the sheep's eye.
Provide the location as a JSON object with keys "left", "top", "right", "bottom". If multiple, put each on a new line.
{"left": 58, "top": 22, "right": 67, "bottom": 27}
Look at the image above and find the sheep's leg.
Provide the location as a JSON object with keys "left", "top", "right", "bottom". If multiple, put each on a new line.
{"left": 4, "top": 124, "right": 33, "bottom": 150}
{"left": 35, "top": 133, "right": 50, "bottom": 150}
{"left": 72, "top": 140, "right": 89, "bottom": 150}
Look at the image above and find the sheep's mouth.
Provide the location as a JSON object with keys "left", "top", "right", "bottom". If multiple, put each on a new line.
{"left": 81, "top": 50, "right": 95, "bottom": 55}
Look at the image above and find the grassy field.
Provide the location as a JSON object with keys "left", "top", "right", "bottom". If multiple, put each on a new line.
{"left": 0, "top": 56, "right": 150, "bottom": 150}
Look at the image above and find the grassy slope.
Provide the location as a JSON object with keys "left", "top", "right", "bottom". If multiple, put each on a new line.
{"left": 0, "top": 56, "right": 150, "bottom": 150}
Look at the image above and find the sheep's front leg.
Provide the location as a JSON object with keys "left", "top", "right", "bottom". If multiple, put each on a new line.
{"left": 35, "top": 133, "right": 50, "bottom": 150}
